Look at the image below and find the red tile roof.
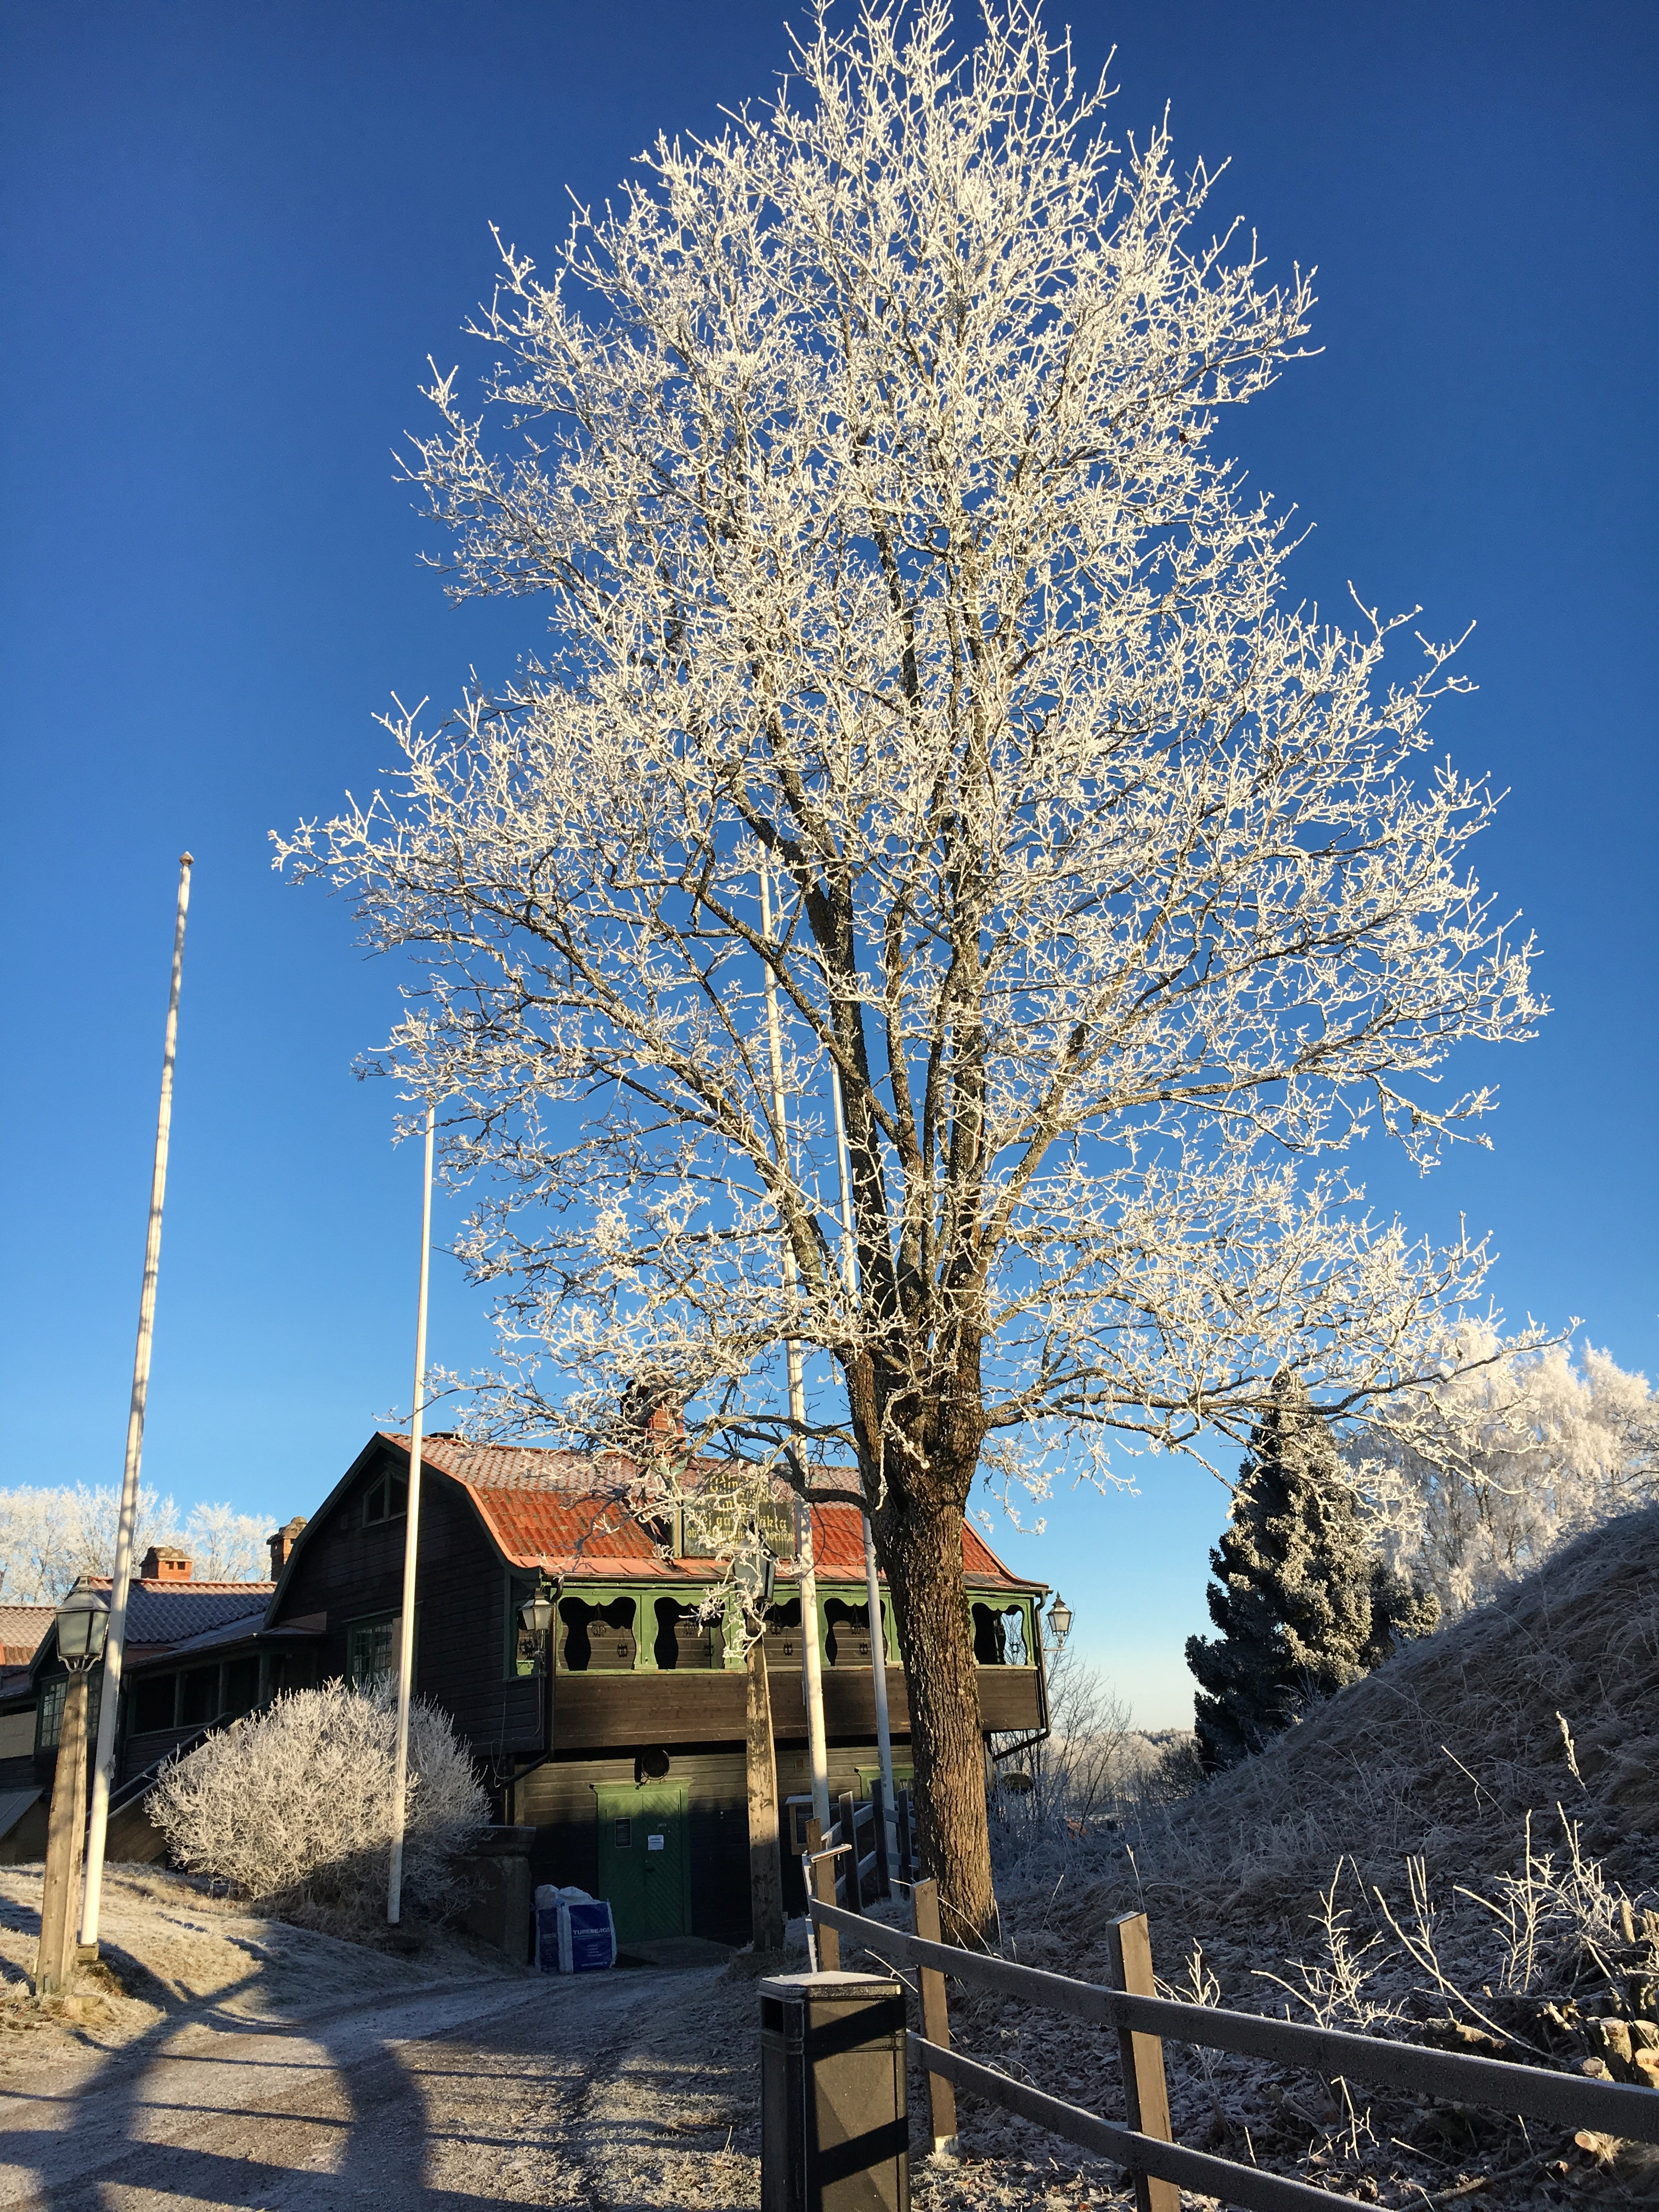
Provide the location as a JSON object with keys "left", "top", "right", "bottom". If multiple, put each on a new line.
{"left": 386, "top": 1432, "right": 1043, "bottom": 1593}
{"left": 0, "top": 1605, "right": 53, "bottom": 1664}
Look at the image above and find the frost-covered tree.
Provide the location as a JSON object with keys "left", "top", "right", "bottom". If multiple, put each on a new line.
{"left": 183, "top": 1503, "right": 275, "bottom": 1583}
{"left": 280, "top": 2, "right": 1539, "bottom": 1932}
{"left": 0, "top": 1487, "right": 275, "bottom": 1601}
{"left": 1346, "top": 1330, "right": 1657, "bottom": 1616}
{"left": 1187, "top": 1374, "right": 1433, "bottom": 1769}
{"left": 149, "top": 1683, "right": 488, "bottom": 1931}
{"left": 0, "top": 1484, "right": 183, "bottom": 1603}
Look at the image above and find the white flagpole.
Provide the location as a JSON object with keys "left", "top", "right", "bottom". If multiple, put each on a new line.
{"left": 387, "top": 1098, "right": 436, "bottom": 1925}
{"left": 831, "top": 1065, "right": 895, "bottom": 1810}
{"left": 759, "top": 859, "right": 831, "bottom": 1832}
{"left": 82, "top": 853, "right": 193, "bottom": 1952}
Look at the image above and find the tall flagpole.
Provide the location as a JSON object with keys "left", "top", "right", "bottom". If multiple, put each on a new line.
{"left": 831, "top": 1065, "right": 895, "bottom": 1811}
{"left": 759, "top": 859, "right": 830, "bottom": 1832}
{"left": 82, "top": 853, "right": 193, "bottom": 1952}
{"left": 387, "top": 1098, "right": 435, "bottom": 1925}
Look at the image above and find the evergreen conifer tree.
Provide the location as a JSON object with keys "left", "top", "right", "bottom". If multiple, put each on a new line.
{"left": 1188, "top": 1372, "right": 1385, "bottom": 1770}
{"left": 1365, "top": 1560, "right": 1441, "bottom": 1666}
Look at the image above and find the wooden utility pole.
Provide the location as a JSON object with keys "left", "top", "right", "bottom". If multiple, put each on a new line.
{"left": 388, "top": 1098, "right": 436, "bottom": 1925}
{"left": 758, "top": 857, "right": 831, "bottom": 1831}
{"left": 744, "top": 1633, "right": 785, "bottom": 1951}
{"left": 37, "top": 1673, "right": 91, "bottom": 1997}
{"left": 831, "top": 1067, "right": 897, "bottom": 1812}
{"left": 82, "top": 852, "right": 193, "bottom": 1951}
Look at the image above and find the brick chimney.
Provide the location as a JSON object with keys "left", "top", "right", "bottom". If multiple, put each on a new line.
{"left": 620, "top": 1379, "right": 685, "bottom": 1455}
{"left": 267, "top": 1516, "right": 307, "bottom": 1580}
{"left": 139, "top": 1545, "right": 191, "bottom": 1583}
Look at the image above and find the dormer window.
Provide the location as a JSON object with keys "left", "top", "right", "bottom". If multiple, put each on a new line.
{"left": 362, "top": 1466, "right": 408, "bottom": 1526}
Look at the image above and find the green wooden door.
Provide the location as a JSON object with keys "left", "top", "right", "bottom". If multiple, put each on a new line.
{"left": 595, "top": 1782, "right": 690, "bottom": 1942}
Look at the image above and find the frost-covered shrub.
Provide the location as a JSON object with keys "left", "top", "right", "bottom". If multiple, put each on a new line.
{"left": 149, "top": 1681, "right": 489, "bottom": 1932}
{"left": 989, "top": 1646, "right": 1189, "bottom": 1874}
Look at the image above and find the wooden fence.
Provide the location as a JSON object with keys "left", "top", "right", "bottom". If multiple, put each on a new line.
{"left": 819, "top": 1781, "right": 922, "bottom": 1907}
{"left": 804, "top": 1866, "right": 1659, "bottom": 2212}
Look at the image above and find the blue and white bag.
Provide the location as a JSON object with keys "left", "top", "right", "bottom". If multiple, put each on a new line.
{"left": 534, "top": 1884, "right": 617, "bottom": 1973}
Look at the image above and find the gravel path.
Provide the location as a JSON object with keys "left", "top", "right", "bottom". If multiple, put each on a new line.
{"left": 0, "top": 1962, "right": 766, "bottom": 2212}
{"left": 0, "top": 1852, "right": 1125, "bottom": 2212}
{"left": 0, "top": 1955, "right": 1127, "bottom": 2212}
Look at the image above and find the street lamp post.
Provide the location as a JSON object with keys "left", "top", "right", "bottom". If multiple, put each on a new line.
{"left": 37, "top": 1589, "right": 110, "bottom": 1998}
{"left": 517, "top": 1585, "right": 558, "bottom": 1787}
{"left": 1046, "top": 1593, "right": 1074, "bottom": 1650}
{"left": 732, "top": 1545, "right": 784, "bottom": 1951}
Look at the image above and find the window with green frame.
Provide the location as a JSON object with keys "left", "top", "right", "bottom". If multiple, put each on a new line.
{"left": 347, "top": 1611, "right": 405, "bottom": 1689}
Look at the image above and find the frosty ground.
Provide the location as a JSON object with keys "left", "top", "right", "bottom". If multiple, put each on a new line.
{"left": 3, "top": 1510, "right": 1654, "bottom": 2210}
{"left": 0, "top": 1866, "right": 1111, "bottom": 2212}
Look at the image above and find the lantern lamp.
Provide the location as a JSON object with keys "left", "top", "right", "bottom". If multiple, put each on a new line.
{"left": 518, "top": 1590, "right": 556, "bottom": 1640}
{"left": 1046, "top": 1592, "right": 1073, "bottom": 1648}
{"left": 733, "top": 1547, "right": 776, "bottom": 1615}
{"left": 55, "top": 1587, "right": 110, "bottom": 1668}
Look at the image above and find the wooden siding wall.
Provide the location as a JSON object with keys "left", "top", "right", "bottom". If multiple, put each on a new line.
{"left": 551, "top": 1660, "right": 1040, "bottom": 1748}
{"left": 271, "top": 1452, "right": 544, "bottom": 1759}
{"left": 515, "top": 1734, "right": 915, "bottom": 1945}
{"left": 120, "top": 1720, "right": 206, "bottom": 1784}
{"left": 517, "top": 1751, "right": 752, "bottom": 1942}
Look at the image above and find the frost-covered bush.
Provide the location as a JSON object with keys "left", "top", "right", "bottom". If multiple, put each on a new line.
{"left": 149, "top": 1681, "right": 489, "bottom": 1932}
{"left": 989, "top": 1646, "right": 1183, "bottom": 1873}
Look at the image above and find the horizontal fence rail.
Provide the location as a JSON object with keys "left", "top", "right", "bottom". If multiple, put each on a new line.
{"left": 911, "top": 2036, "right": 1361, "bottom": 2212}
{"left": 809, "top": 1895, "right": 1659, "bottom": 2174}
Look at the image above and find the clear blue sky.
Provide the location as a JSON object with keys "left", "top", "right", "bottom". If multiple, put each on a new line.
{"left": 2, "top": 2, "right": 1654, "bottom": 1725}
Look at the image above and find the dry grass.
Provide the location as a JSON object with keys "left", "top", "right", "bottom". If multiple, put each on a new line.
{"left": 939, "top": 1506, "right": 1659, "bottom": 2208}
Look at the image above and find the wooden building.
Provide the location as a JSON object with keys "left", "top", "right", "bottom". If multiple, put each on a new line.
{"left": 0, "top": 1561, "right": 274, "bottom": 1862}
{"left": 0, "top": 1432, "right": 1051, "bottom": 1946}
{"left": 0, "top": 1601, "right": 55, "bottom": 1863}
{"left": 263, "top": 1432, "right": 1051, "bottom": 1944}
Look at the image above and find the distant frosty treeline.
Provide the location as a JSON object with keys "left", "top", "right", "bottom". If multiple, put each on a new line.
{"left": 1344, "top": 1330, "right": 1657, "bottom": 1617}
{"left": 0, "top": 1485, "right": 274, "bottom": 1600}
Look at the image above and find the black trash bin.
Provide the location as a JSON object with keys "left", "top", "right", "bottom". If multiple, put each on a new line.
{"left": 760, "top": 1970, "right": 909, "bottom": 2212}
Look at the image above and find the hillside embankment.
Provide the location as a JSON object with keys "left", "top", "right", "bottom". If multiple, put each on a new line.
{"left": 942, "top": 1506, "right": 1659, "bottom": 2207}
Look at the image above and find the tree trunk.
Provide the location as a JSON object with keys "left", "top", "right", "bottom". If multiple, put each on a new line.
{"left": 744, "top": 1632, "right": 785, "bottom": 1951}
{"left": 874, "top": 1488, "right": 994, "bottom": 1942}
{"left": 36, "top": 1671, "right": 89, "bottom": 1996}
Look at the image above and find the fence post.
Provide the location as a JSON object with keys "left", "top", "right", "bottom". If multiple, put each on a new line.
{"left": 871, "top": 1776, "right": 891, "bottom": 1898}
{"left": 838, "top": 1789, "right": 864, "bottom": 1912}
{"left": 911, "top": 1877, "right": 959, "bottom": 2156}
{"left": 1104, "top": 1911, "right": 1178, "bottom": 2212}
{"left": 896, "top": 1788, "right": 913, "bottom": 1882}
{"left": 807, "top": 1819, "right": 842, "bottom": 1970}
